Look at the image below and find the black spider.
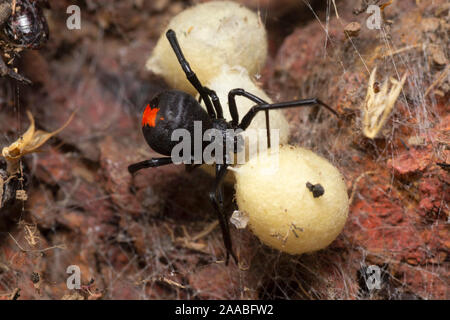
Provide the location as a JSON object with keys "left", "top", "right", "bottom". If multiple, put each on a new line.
{"left": 0, "top": 0, "right": 49, "bottom": 83}
{"left": 128, "top": 29, "right": 338, "bottom": 264}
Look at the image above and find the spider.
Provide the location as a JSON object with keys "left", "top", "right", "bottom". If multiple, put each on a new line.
{"left": 0, "top": 0, "right": 49, "bottom": 83}
{"left": 128, "top": 29, "right": 338, "bottom": 264}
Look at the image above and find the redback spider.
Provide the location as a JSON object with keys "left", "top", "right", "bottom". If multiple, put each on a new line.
{"left": 128, "top": 29, "right": 338, "bottom": 265}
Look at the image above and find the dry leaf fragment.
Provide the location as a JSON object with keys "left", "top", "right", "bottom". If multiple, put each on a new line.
{"left": 2, "top": 111, "right": 75, "bottom": 175}
{"left": 362, "top": 67, "right": 407, "bottom": 139}
{"left": 344, "top": 22, "right": 361, "bottom": 38}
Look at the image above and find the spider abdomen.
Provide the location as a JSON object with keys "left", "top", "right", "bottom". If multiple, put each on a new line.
{"left": 141, "top": 90, "right": 213, "bottom": 157}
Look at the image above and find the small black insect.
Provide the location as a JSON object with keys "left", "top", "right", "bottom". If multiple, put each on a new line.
{"left": 306, "top": 182, "right": 325, "bottom": 198}
{"left": 30, "top": 271, "right": 40, "bottom": 284}
{"left": 0, "top": 0, "right": 49, "bottom": 83}
{"left": 128, "top": 30, "right": 338, "bottom": 264}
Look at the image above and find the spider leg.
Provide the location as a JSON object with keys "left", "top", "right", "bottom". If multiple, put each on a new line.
{"left": 238, "top": 98, "right": 338, "bottom": 131}
{"left": 209, "top": 163, "right": 238, "bottom": 265}
{"left": 203, "top": 87, "right": 224, "bottom": 119}
{"left": 0, "top": 58, "right": 32, "bottom": 84}
{"left": 166, "top": 29, "right": 216, "bottom": 119}
{"left": 227, "top": 88, "right": 272, "bottom": 147}
{"left": 128, "top": 157, "right": 173, "bottom": 174}
{"left": 194, "top": 86, "right": 224, "bottom": 120}
{"left": 228, "top": 88, "right": 268, "bottom": 126}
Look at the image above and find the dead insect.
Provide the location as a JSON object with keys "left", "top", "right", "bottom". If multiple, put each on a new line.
{"left": 373, "top": 81, "right": 380, "bottom": 93}
{"left": 306, "top": 182, "right": 325, "bottom": 198}
{"left": 3, "top": 0, "right": 49, "bottom": 49}
{"left": 30, "top": 272, "right": 40, "bottom": 284}
{"left": 0, "top": 0, "right": 49, "bottom": 83}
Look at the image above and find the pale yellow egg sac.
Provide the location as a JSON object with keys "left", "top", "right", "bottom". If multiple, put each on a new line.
{"left": 234, "top": 146, "right": 349, "bottom": 255}
{"left": 201, "top": 66, "right": 290, "bottom": 153}
{"left": 199, "top": 67, "right": 290, "bottom": 183}
{"left": 146, "top": 1, "right": 268, "bottom": 95}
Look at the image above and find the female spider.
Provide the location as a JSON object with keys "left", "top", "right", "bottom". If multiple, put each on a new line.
{"left": 128, "top": 29, "right": 338, "bottom": 264}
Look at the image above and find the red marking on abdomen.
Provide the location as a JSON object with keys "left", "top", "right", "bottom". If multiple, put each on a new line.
{"left": 142, "top": 104, "right": 160, "bottom": 127}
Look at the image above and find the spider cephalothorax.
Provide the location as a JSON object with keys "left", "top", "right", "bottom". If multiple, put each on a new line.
{"left": 128, "top": 30, "right": 338, "bottom": 264}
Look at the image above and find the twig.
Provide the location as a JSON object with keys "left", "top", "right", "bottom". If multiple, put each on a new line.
{"left": 0, "top": 288, "right": 20, "bottom": 300}
{"left": 332, "top": 0, "right": 339, "bottom": 19}
{"left": 293, "top": 275, "right": 314, "bottom": 300}
{"left": 10, "top": 288, "right": 20, "bottom": 300}
{"left": 11, "top": 0, "right": 16, "bottom": 15}
{"left": 0, "top": 175, "right": 3, "bottom": 208}
{"left": 8, "top": 233, "right": 66, "bottom": 253}
{"left": 175, "top": 221, "right": 220, "bottom": 254}
{"left": 163, "top": 223, "right": 176, "bottom": 242}
{"left": 156, "top": 276, "right": 186, "bottom": 289}
{"left": 191, "top": 220, "right": 219, "bottom": 241}
{"left": 424, "top": 65, "right": 449, "bottom": 97}
{"left": 138, "top": 276, "right": 186, "bottom": 290}
{"left": 23, "top": 223, "right": 39, "bottom": 247}
{"left": 381, "top": 44, "right": 421, "bottom": 58}
{"left": 349, "top": 171, "right": 376, "bottom": 205}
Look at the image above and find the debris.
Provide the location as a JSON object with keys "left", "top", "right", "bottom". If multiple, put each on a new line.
{"left": 424, "top": 65, "right": 449, "bottom": 96}
{"left": 344, "top": 22, "right": 361, "bottom": 38}
{"left": 15, "top": 189, "right": 27, "bottom": 201}
{"left": 421, "top": 17, "right": 440, "bottom": 32}
{"left": 362, "top": 67, "right": 407, "bottom": 139}
{"left": 61, "top": 292, "right": 84, "bottom": 300}
{"left": 2, "top": 111, "right": 75, "bottom": 176}
{"left": 430, "top": 46, "right": 448, "bottom": 66}
{"left": 10, "top": 288, "right": 20, "bottom": 300}
{"left": 230, "top": 210, "right": 249, "bottom": 229}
